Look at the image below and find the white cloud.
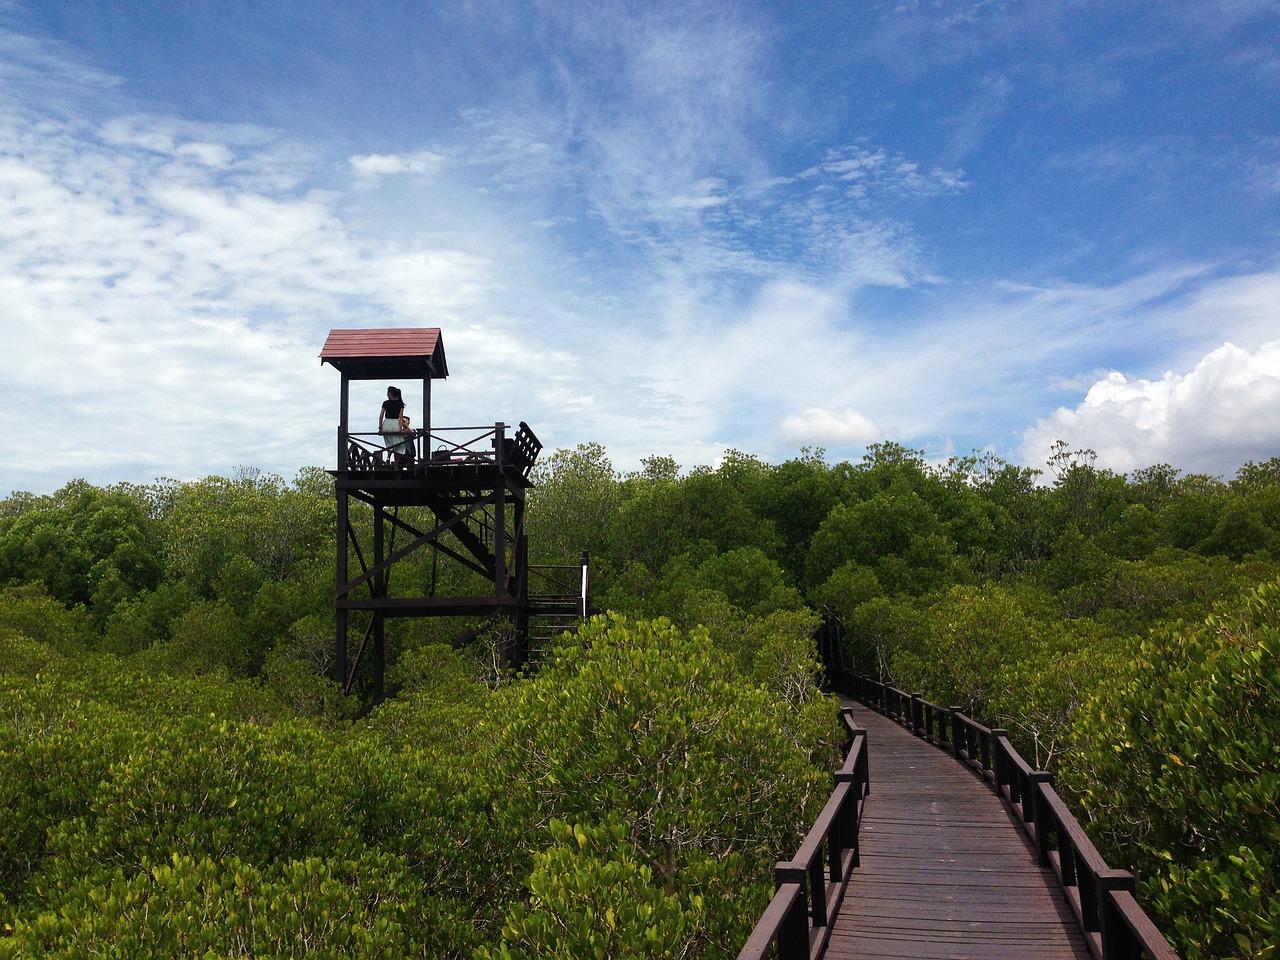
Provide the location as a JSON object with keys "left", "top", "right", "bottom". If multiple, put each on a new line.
{"left": 780, "top": 406, "right": 882, "bottom": 445}
{"left": 1022, "top": 340, "right": 1280, "bottom": 476}
{"left": 349, "top": 149, "right": 445, "bottom": 180}
{"left": 369, "top": 248, "right": 496, "bottom": 313}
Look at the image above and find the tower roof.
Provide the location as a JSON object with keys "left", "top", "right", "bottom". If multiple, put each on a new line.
{"left": 320, "top": 328, "right": 449, "bottom": 380}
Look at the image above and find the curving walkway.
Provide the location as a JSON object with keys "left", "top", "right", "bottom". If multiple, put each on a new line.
{"left": 828, "top": 702, "right": 1093, "bottom": 960}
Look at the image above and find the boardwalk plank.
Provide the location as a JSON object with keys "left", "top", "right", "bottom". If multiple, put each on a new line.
{"left": 825, "top": 702, "right": 1092, "bottom": 960}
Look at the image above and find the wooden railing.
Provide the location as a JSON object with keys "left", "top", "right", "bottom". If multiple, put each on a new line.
{"left": 737, "top": 709, "right": 869, "bottom": 960}
{"left": 839, "top": 673, "right": 1181, "bottom": 960}
{"left": 337, "top": 422, "right": 541, "bottom": 476}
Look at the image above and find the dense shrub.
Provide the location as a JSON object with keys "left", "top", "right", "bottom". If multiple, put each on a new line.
{"left": 483, "top": 614, "right": 838, "bottom": 957}
{"left": 0, "top": 610, "right": 837, "bottom": 959}
{"left": 1065, "top": 578, "right": 1280, "bottom": 959}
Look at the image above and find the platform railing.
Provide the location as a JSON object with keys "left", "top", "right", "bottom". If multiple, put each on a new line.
{"left": 737, "top": 709, "right": 868, "bottom": 960}
{"left": 841, "top": 674, "right": 1181, "bottom": 960}
{"left": 347, "top": 422, "right": 545, "bottom": 469}
{"left": 338, "top": 424, "right": 500, "bottom": 470}
{"left": 337, "top": 422, "right": 543, "bottom": 478}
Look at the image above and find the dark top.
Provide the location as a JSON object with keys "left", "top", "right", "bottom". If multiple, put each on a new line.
{"left": 382, "top": 398, "right": 405, "bottom": 422}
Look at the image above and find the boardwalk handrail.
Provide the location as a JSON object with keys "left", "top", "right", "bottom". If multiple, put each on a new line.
{"left": 737, "top": 709, "right": 868, "bottom": 960}
{"left": 840, "top": 672, "right": 1180, "bottom": 960}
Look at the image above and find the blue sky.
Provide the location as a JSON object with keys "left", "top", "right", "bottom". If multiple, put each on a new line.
{"left": 2, "top": 0, "right": 1278, "bottom": 496}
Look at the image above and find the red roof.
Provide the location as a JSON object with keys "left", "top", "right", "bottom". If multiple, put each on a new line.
{"left": 320, "top": 328, "right": 448, "bottom": 379}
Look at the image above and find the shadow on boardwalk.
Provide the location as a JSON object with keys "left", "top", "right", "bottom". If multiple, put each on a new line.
{"left": 829, "top": 701, "right": 1092, "bottom": 960}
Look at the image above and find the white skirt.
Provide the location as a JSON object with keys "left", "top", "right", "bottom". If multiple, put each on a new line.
{"left": 381, "top": 422, "right": 413, "bottom": 456}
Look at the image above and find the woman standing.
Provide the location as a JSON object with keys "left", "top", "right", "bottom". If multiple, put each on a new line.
{"left": 379, "top": 386, "right": 413, "bottom": 463}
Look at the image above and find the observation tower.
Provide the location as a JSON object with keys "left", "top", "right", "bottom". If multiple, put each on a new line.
{"left": 321, "top": 327, "right": 587, "bottom": 701}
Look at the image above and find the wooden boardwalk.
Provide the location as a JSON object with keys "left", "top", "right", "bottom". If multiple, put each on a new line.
{"left": 827, "top": 702, "right": 1093, "bottom": 960}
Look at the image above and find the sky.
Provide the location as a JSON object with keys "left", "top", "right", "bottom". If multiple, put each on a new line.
{"left": 2, "top": 0, "right": 1279, "bottom": 497}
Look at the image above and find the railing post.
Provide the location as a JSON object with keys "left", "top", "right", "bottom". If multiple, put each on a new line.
{"left": 1059, "top": 819, "right": 1078, "bottom": 887}
{"left": 1029, "top": 771, "right": 1054, "bottom": 865}
{"left": 773, "top": 863, "right": 811, "bottom": 957}
{"left": 949, "top": 706, "right": 963, "bottom": 757}
{"left": 991, "top": 729, "right": 1009, "bottom": 794}
{"left": 835, "top": 728, "right": 867, "bottom": 867}
{"left": 910, "top": 692, "right": 923, "bottom": 735}
{"left": 832, "top": 776, "right": 861, "bottom": 869}
{"left": 808, "top": 857, "right": 828, "bottom": 926}
{"left": 1098, "top": 869, "right": 1137, "bottom": 959}
{"left": 337, "top": 425, "right": 348, "bottom": 469}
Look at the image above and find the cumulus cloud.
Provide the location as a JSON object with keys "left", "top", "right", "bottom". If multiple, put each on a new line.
{"left": 1022, "top": 341, "right": 1280, "bottom": 477}
{"left": 780, "top": 406, "right": 882, "bottom": 445}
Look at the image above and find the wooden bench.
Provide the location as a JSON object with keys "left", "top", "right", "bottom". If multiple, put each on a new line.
{"left": 499, "top": 421, "right": 542, "bottom": 477}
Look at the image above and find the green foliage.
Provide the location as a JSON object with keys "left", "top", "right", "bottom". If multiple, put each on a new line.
{"left": 98, "top": 581, "right": 196, "bottom": 655}
{"left": 750, "top": 448, "right": 844, "bottom": 580}
{"left": 1198, "top": 489, "right": 1280, "bottom": 560}
{"left": 36, "top": 722, "right": 367, "bottom": 888}
{"left": 987, "top": 618, "right": 1122, "bottom": 769}
{"left": 0, "top": 851, "right": 440, "bottom": 960}
{"left": 485, "top": 614, "right": 836, "bottom": 955}
{"left": 7, "top": 442, "right": 1280, "bottom": 958}
{"left": 811, "top": 560, "right": 883, "bottom": 622}
{"left": 492, "top": 615, "right": 835, "bottom": 862}
{"left": 0, "top": 481, "right": 162, "bottom": 611}
{"left": 805, "top": 489, "right": 965, "bottom": 597}
{"left": 608, "top": 546, "right": 803, "bottom": 627}
{"left": 480, "top": 819, "right": 709, "bottom": 960}
{"left": 733, "top": 608, "right": 827, "bottom": 706}
{"left": 0, "top": 605, "right": 839, "bottom": 959}
{"left": 1065, "top": 579, "right": 1280, "bottom": 959}
{"left": 527, "top": 443, "right": 621, "bottom": 566}
{"left": 605, "top": 468, "right": 780, "bottom": 578}
{"left": 891, "top": 584, "right": 1051, "bottom": 717}
{"left": 1231, "top": 456, "right": 1280, "bottom": 492}
{"left": 0, "top": 583, "right": 94, "bottom": 653}
{"left": 835, "top": 595, "right": 927, "bottom": 679}
{"left": 162, "top": 471, "right": 332, "bottom": 600}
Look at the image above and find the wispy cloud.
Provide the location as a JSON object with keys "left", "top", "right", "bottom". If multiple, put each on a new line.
{"left": 798, "top": 144, "right": 968, "bottom": 201}
{"left": 0, "top": 85, "right": 525, "bottom": 489}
